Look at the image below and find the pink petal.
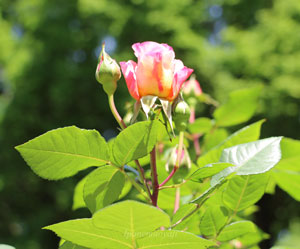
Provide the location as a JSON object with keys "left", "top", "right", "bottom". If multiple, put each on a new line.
{"left": 119, "top": 60, "right": 140, "bottom": 100}
{"left": 183, "top": 78, "right": 202, "bottom": 96}
{"left": 132, "top": 41, "right": 174, "bottom": 58}
{"left": 169, "top": 60, "right": 193, "bottom": 101}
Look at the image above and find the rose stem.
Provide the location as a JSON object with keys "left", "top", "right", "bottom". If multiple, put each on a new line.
{"left": 159, "top": 131, "right": 185, "bottom": 188}
{"left": 150, "top": 146, "right": 159, "bottom": 206}
{"left": 173, "top": 187, "right": 180, "bottom": 214}
{"left": 108, "top": 94, "right": 152, "bottom": 199}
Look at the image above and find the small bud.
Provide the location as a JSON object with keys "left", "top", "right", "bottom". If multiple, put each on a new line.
{"left": 95, "top": 43, "right": 121, "bottom": 95}
{"left": 172, "top": 97, "right": 191, "bottom": 132}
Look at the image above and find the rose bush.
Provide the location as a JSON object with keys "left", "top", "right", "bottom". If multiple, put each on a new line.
{"left": 120, "top": 41, "right": 193, "bottom": 102}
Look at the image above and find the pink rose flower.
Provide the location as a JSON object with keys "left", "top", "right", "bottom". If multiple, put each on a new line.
{"left": 120, "top": 41, "right": 193, "bottom": 102}
{"left": 182, "top": 77, "right": 202, "bottom": 96}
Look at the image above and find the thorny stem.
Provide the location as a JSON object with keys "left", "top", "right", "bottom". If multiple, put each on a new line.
{"left": 150, "top": 146, "right": 159, "bottom": 206}
{"left": 108, "top": 94, "right": 152, "bottom": 200}
{"left": 159, "top": 131, "right": 185, "bottom": 188}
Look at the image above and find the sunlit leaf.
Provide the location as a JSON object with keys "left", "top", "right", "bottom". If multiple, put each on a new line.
{"left": 15, "top": 126, "right": 109, "bottom": 180}
{"left": 217, "top": 221, "right": 256, "bottom": 242}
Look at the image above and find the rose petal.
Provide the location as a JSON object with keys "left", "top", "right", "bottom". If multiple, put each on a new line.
{"left": 120, "top": 60, "right": 140, "bottom": 100}
{"left": 132, "top": 41, "right": 174, "bottom": 58}
{"left": 168, "top": 60, "right": 193, "bottom": 101}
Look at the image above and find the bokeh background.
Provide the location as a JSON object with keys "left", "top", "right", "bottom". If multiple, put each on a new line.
{"left": 0, "top": 0, "right": 299, "bottom": 248}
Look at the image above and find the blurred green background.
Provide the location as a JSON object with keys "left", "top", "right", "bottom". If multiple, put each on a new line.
{"left": 0, "top": 0, "right": 299, "bottom": 248}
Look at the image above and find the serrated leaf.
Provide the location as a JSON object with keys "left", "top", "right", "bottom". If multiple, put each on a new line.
{"left": 92, "top": 200, "right": 170, "bottom": 236}
{"left": 59, "top": 241, "right": 88, "bottom": 249}
{"left": 45, "top": 218, "right": 133, "bottom": 249}
{"left": 219, "top": 137, "right": 282, "bottom": 175}
{"left": 188, "top": 117, "right": 213, "bottom": 134}
{"left": 222, "top": 174, "right": 268, "bottom": 211}
{"left": 137, "top": 230, "right": 215, "bottom": 249}
{"left": 84, "top": 166, "right": 125, "bottom": 213}
{"left": 217, "top": 221, "right": 256, "bottom": 242}
{"left": 15, "top": 126, "right": 109, "bottom": 180}
{"left": 199, "top": 206, "right": 228, "bottom": 237}
{"left": 197, "top": 120, "right": 264, "bottom": 168}
{"left": 190, "top": 163, "right": 234, "bottom": 182}
{"left": 112, "top": 120, "right": 163, "bottom": 166}
{"left": 213, "top": 86, "right": 262, "bottom": 127}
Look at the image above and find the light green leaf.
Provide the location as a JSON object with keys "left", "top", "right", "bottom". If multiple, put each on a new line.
{"left": 272, "top": 171, "right": 300, "bottom": 201}
{"left": 112, "top": 120, "right": 163, "bottom": 166}
{"left": 222, "top": 174, "right": 268, "bottom": 211}
{"left": 271, "top": 137, "right": 300, "bottom": 201}
{"left": 213, "top": 86, "right": 262, "bottom": 127}
{"left": 190, "top": 163, "right": 234, "bottom": 182}
{"left": 197, "top": 120, "right": 264, "bottom": 168}
{"left": 0, "top": 245, "right": 15, "bottom": 249}
{"left": 45, "top": 218, "right": 133, "bottom": 249}
{"left": 92, "top": 200, "right": 170, "bottom": 236}
{"left": 188, "top": 117, "right": 213, "bottom": 134}
{"left": 137, "top": 230, "right": 215, "bottom": 249}
{"left": 217, "top": 221, "right": 256, "bottom": 242}
{"left": 72, "top": 175, "right": 88, "bottom": 210}
{"left": 15, "top": 126, "right": 109, "bottom": 180}
{"left": 59, "top": 241, "right": 88, "bottom": 249}
{"left": 191, "top": 178, "right": 227, "bottom": 204}
{"left": 202, "top": 128, "right": 228, "bottom": 153}
{"left": 199, "top": 206, "right": 228, "bottom": 237}
{"left": 172, "top": 203, "right": 198, "bottom": 225}
{"left": 84, "top": 166, "right": 125, "bottom": 213}
{"left": 219, "top": 137, "right": 282, "bottom": 175}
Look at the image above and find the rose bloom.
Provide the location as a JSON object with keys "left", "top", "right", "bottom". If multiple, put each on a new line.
{"left": 182, "top": 77, "right": 202, "bottom": 96}
{"left": 120, "top": 41, "right": 193, "bottom": 102}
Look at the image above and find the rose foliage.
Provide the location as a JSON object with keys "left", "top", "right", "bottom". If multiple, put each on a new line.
{"left": 16, "top": 42, "right": 299, "bottom": 249}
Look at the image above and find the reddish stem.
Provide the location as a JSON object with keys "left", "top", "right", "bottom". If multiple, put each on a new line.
{"left": 159, "top": 167, "right": 178, "bottom": 188}
{"left": 150, "top": 147, "right": 159, "bottom": 206}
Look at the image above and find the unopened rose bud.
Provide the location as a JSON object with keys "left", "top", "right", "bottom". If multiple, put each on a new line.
{"left": 95, "top": 43, "right": 121, "bottom": 96}
{"left": 173, "top": 99, "right": 191, "bottom": 132}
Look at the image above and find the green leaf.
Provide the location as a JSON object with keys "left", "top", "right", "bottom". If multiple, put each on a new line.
{"left": 112, "top": 120, "right": 163, "bottom": 166}
{"left": 190, "top": 163, "right": 234, "bottom": 182}
{"left": 172, "top": 203, "right": 198, "bottom": 225}
{"left": 219, "top": 137, "right": 282, "bottom": 175}
{"left": 222, "top": 174, "right": 268, "bottom": 211}
{"left": 72, "top": 175, "right": 88, "bottom": 210}
{"left": 213, "top": 86, "right": 262, "bottom": 127}
{"left": 0, "top": 245, "right": 15, "bottom": 249}
{"left": 92, "top": 200, "right": 170, "bottom": 235}
{"left": 202, "top": 128, "right": 228, "bottom": 152}
{"left": 59, "top": 241, "right": 88, "bottom": 249}
{"left": 45, "top": 218, "right": 133, "bottom": 249}
{"left": 199, "top": 206, "right": 228, "bottom": 237}
{"left": 217, "top": 221, "right": 256, "bottom": 242}
{"left": 197, "top": 120, "right": 264, "bottom": 168}
{"left": 15, "top": 126, "right": 109, "bottom": 180}
{"left": 137, "top": 230, "right": 215, "bottom": 249}
{"left": 84, "top": 166, "right": 125, "bottom": 213}
{"left": 191, "top": 178, "right": 227, "bottom": 204}
{"left": 271, "top": 137, "right": 300, "bottom": 201}
{"left": 188, "top": 117, "right": 213, "bottom": 134}
{"left": 272, "top": 171, "right": 300, "bottom": 201}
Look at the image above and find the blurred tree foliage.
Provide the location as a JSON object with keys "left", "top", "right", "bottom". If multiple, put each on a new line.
{"left": 0, "top": 0, "right": 299, "bottom": 248}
